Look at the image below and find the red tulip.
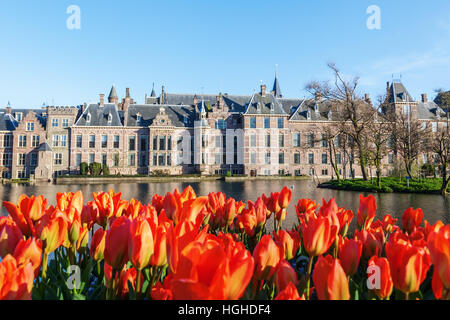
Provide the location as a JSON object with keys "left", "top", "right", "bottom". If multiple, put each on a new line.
{"left": 151, "top": 274, "right": 173, "bottom": 300}
{"left": 357, "top": 195, "right": 377, "bottom": 229}
{"left": 90, "top": 228, "right": 106, "bottom": 261}
{"left": 253, "top": 235, "right": 281, "bottom": 280}
{"left": 92, "top": 190, "right": 128, "bottom": 228}
{"left": 354, "top": 228, "right": 384, "bottom": 259}
{"left": 385, "top": 236, "right": 431, "bottom": 295}
{"left": 13, "top": 238, "right": 42, "bottom": 278}
{"left": 402, "top": 208, "right": 423, "bottom": 234}
{"left": 301, "top": 215, "right": 338, "bottom": 257}
{"left": 223, "top": 198, "right": 237, "bottom": 227}
{"left": 151, "top": 224, "right": 169, "bottom": 267}
{"left": 36, "top": 212, "right": 68, "bottom": 254}
{"left": 275, "top": 282, "right": 304, "bottom": 300}
{"left": 338, "top": 237, "right": 362, "bottom": 276}
{"left": 0, "top": 255, "right": 34, "bottom": 300}
{"left": 128, "top": 218, "right": 154, "bottom": 270}
{"left": 0, "top": 216, "right": 23, "bottom": 258}
{"left": 273, "top": 230, "right": 297, "bottom": 260}
{"left": 295, "top": 199, "right": 318, "bottom": 224}
{"left": 275, "top": 260, "right": 298, "bottom": 292}
{"left": 368, "top": 256, "right": 393, "bottom": 300}
{"left": 278, "top": 187, "right": 292, "bottom": 209}
{"left": 104, "top": 216, "right": 131, "bottom": 270}
{"left": 236, "top": 208, "right": 257, "bottom": 237}
{"left": 427, "top": 225, "right": 450, "bottom": 292}
{"left": 312, "top": 255, "right": 350, "bottom": 300}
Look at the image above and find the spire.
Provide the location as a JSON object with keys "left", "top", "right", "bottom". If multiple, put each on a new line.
{"left": 272, "top": 65, "right": 282, "bottom": 98}
{"left": 108, "top": 85, "right": 118, "bottom": 101}
{"left": 151, "top": 83, "right": 156, "bottom": 97}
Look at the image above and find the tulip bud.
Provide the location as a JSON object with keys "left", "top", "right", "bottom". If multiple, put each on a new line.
{"left": 69, "top": 220, "right": 81, "bottom": 245}
{"left": 90, "top": 228, "right": 106, "bottom": 261}
{"left": 253, "top": 235, "right": 281, "bottom": 280}
{"left": 275, "top": 260, "right": 299, "bottom": 292}
{"left": 128, "top": 218, "right": 154, "bottom": 270}
{"left": 313, "top": 255, "right": 350, "bottom": 300}
{"left": 104, "top": 216, "right": 130, "bottom": 270}
{"left": 13, "top": 237, "right": 42, "bottom": 278}
{"left": 0, "top": 217, "right": 23, "bottom": 258}
{"left": 338, "top": 237, "right": 362, "bottom": 276}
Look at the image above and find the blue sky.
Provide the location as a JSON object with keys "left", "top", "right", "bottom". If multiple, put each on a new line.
{"left": 1, "top": 0, "right": 450, "bottom": 108}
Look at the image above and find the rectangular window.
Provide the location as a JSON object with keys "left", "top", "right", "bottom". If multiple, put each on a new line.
{"left": 62, "top": 119, "right": 69, "bottom": 128}
{"left": 52, "top": 119, "right": 59, "bottom": 127}
{"left": 140, "top": 153, "right": 147, "bottom": 167}
{"left": 54, "top": 153, "right": 63, "bottom": 165}
{"left": 265, "top": 135, "right": 271, "bottom": 147}
{"left": 18, "top": 135, "right": 27, "bottom": 148}
{"left": 177, "top": 137, "right": 183, "bottom": 151}
{"left": 293, "top": 133, "right": 300, "bottom": 147}
{"left": 322, "top": 153, "right": 328, "bottom": 164}
{"left": 113, "top": 154, "right": 119, "bottom": 167}
{"left": 294, "top": 153, "right": 300, "bottom": 164}
{"left": 89, "top": 135, "right": 95, "bottom": 148}
{"left": 215, "top": 136, "right": 221, "bottom": 148}
{"left": 215, "top": 154, "right": 221, "bottom": 165}
{"left": 15, "top": 113, "right": 23, "bottom": 121}
{"left": 18, "top": 154, "right": 26, "bottom": 166}
{"left": 113, "top": 135, "right": 119, "bottom": 149}
{"left": 250, "top": 135, "right": 256, "bottom": 147}
{"left": 128, "top": 154, "right": 136, "bottom": 166}
{"left": 167, "top": 154, "right": 172, "bottom": 166}
{"left": 139, "top": 136, "right": 147, "bottom": 152}
{"left": 129, "top": 136, "right": 136, "bottom": 151}
{"left": 322, "top": 169, "right": 329, "bottom": 176}
{"left": 389, "top": 154, "right": 394, "bottom": 164}
{"left": 89, "top": 153, "right": 95, "bottom": 164}
{"left": 308, "top": 133, "right": 315, "bottom": 148}
{"left": 102, "top": 154, "right": 107, "bottom": 165}
{"left": 265, "top": 152, "right": 271, "bottom": 165}
{"left": 250, "top": 117, "right": 256, "bottom": 128}
{"left": 61, "top": 135, "right": 67, "bottom": 147}
{"left": 264, "top": 117, "right": 270, "bottom": 129}
{"left": 278, "top": 118, "right": 284, "bottom": 129}
{"left": 251, "top": 153, "right": 256, "bottom": 164}
{"left": 4, "top": 135, "right": 12, "bottom": 148}
{"left": 308, "top": 153, "right": 314, "bottom": 164}
{"left": 153, "top": 154, "right": 157, "bottom": 166}
{"left": 30, "top": 154, "right": 38, "bottom": 166}
{"left": 52, "top": 135, "right": 59, "bottom": 147}
{"left": 336, "top": 153, "right": 342, "bottom": 165}
{"left": 279, "top": 134, "right": 285, "bottom": 148}
{"left": 322, "top": 135, "right": 328, "bottom": 148}
{"left": 432, "top": 122, "right": 438, "bottom": 133}
{"left": 168, "top": 136, "right": 172, "bottom": 151}
{"left": 76, "top": 154, "right": 82, "bottom": 166}
{"left": 279, "top": 152, "right": 285, "bottom": 164}
{"left": 159, "top": 136, "right": 166, "bottom": 150}
{"left": 76, "top": 135, "right": 82, "bottom": 148}
{"left": 153, "top": 136, "right": 158, "bottom": 150}
{"left": 158, "top": 154, "right": 165, "bottom": 166}
{"left": 3, "top": 153, "right": 12, "bottom": 166}
{"left": 102, "top": 135, "right": 108, "bottom": 148}
{"left": 26, "top": 122, "right": 34, "bottom": 131}
{"left": 32, "top": 135, "right": 40, "bottom": 147}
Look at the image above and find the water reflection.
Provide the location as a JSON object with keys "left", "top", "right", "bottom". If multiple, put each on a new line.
{"left": 0, "top": 180, "right": 449, "bottom": 228}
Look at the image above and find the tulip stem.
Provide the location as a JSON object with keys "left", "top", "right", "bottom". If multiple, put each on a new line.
{"left": 42, "top": 252, "right": 49, "bottom": 281}
{"left": 405, "top": 293, "right": 409, "bottom": 301}
{"left": 305, "top": 257, "right": 314, "bottom": 300}
{"left": 136, "top": 269, "right": 143, "bottom": 299}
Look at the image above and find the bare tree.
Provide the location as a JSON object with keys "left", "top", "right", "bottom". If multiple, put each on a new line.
{"left": 319, "top": 127, "right": 342, "bottom": 182}
{"left": 306, "top": 63, "right": 374, "bottom": 180}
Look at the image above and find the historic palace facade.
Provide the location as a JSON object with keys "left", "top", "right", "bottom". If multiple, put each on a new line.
{"left": 0, "top": 76, "right": 446, "bottom": 181}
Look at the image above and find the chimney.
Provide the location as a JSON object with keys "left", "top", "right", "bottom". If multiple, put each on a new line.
{"left": 261, "top": 84, "right": 267, "bottom": 96}
{"left": 126, "top": 88, "right": 130, "bottom": 98}
{"left": 5, "top": 107, "right": 11, "bottom": 114}
{"left": 386, "top": 82, "right": 391, "bottom": 95}
{"left": 161, "top": 86, "right": 166, "bottom": 104}
{"left": 422, "top": 93, "right": 428, "bottom": 103}
{"left": 99, "top": 94, "right": 105, "bottom": 106}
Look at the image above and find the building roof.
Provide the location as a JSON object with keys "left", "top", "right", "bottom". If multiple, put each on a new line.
{"left": 289, "top": 99, "right": 339, "bottom": 121}
{"left": 390, "top": 81, "right": 414, "bottom": 103}
{"left": 74, "top": 103, "right": 123, "bottom": 127}
{"left": 38, "top": 142, "right": 52, "bottom": 152}
{"left": 125, "top": 104, "right": 195, "bottom": 127}
{"left": 108, "top": 86, "right": 118, "bottom": 100}
{"left": 272, "top": 74, "right": 282, "bottom": 98}
{"left": 244, "top": 92, "right": 288, "bottom": 116}
{"left": 0, "top": 113, "right": 18, "bottom": 131}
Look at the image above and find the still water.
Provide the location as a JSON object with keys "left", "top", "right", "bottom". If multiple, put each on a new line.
{"left": 1, "top": 180, "right": 449, "bottom": 228}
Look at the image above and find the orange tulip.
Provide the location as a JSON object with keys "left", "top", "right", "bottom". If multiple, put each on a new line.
{"left": 128, "top": 218, "right": 154, "bottom": 270}
{"left": 354, "top": 228, "right": 384, "bottom": 259}
{"left": 278, "top": 186, "right": 292, "bottom": 209}
{"left": 265, "top": 192, "right": 281, "bottom": 216}
{"left": 301, "top": 215, "right": 338, "bottom": 257}
{"left": 104, "top": 216, "right": 130, "bottom": 270}
{"left": 170, "top": 234, "right": 254, "bottom": 300}
{"left": 273, "top": 230, "right": 296, "bottom": 260}
{"left": 337, "top": 209, "right": 354, "bottom": 236}
{"left": 36, "top": 212, "right": 68, "bottom": 254}
{"left": 275, "top": 282, "right": 304, "bottom": 300}
{"left": 338, "top": 237, "right": 362, "bottom": 276}
{"left": 151, "top": 274, "right": 174, "bottom": 300}
{"left": 0, "top": 255, "right": 34, "bottom": 300}
{"left": 253, "top": 235, "right": 281, "bottom": 280}
{"left": 92, "top": 190, "right": 128, "bottom": 228}
{"left": 312, "top": 255, "right": 350, "bottom": 300}
{"left": 295, "top": 199, "right": 318, "bottom": 224}
{"left": 151, "top": 224, "right": 169, "bottom": 267}
{"left": 13, "top": 238, "right": 42, "bottom": 278}
{"left": 368, "top": 256, "right": 393, "bottom": 300}
{"left": 275, "top": 260, "right": 298, "bottom": 292}
{"left": 0, "top": 216, "right": 23, "bottom": 258}
{"left": 402, "top": 208, "right": 423, "bottom": 234}
{"left": 90, "top": 228, "right": 106, "bottom": 261}
{"left": 223, "top": 198, "right": 237, "bottom": 228}
{"left": 318, "top": 198, "right": 340, "bottom": 229}
{"left": 236, "top": 208, "right": 257, "bottom": 237}
{"left": 385, "top": 236, "right": 431, "bottom": 295}
{"left": 357, "top": 194, "right": 377, "bottom": 229}
{"left": 427, "top": 225, "right": 450, "bottom": 291}
{"left": 3, "top": 195, "right": 49, "bottom": 237}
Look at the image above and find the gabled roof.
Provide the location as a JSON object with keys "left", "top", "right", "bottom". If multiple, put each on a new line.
{"left": 125, "top": 104, "right": 195, "bottom": 127}
{"left": 0, "top": 113, "right": 18, "bottom": 131}
{"left": 289, "top": 99, "right": 339, "bottom": 121}
{"left": 74, "top": 103, "right": 123, "bottom": 127}
{"left": 38, "top": 142, "right": 52, "bottom": 152}
{"left": 390, "top": 81, "right": 414, "bottom": 103}
{"left": 417, "top": 101, "right": 447, "bottom": 120}
{"left": 244, "top": 92, "right": 287, "bottom": 116}
{"left": 277, "top": 98, "right": 305, "bottom": 116}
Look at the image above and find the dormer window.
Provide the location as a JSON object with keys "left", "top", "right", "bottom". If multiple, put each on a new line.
{"left": 270, "top": 103, "right": 275, "bottom": 112}
{"left": 136, "top": 113, "right": 142, "bottom": 125}
{"left": 327, "top": 110, "right": 332, "bottom": 120}
{"left": 307, "top": 110, "right": 311, "bottom": 120}
{"left": 86, "top": 113, "right": 91, "bottom": 123}
{"left": 15, "top": 112, "right": 23, "bottom": 121}
{"left": 107, "top": 113, "right": 112, "bottom": 124}
{"left": 314, "top": 103, "right": 319, "bottom": 113}
{"left": 183, "top": 115, "right": 188, "bottom": 125}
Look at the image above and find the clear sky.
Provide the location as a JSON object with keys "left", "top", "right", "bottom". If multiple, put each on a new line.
{"left": 1, "top": 0, "right": 450, "bottom": 108}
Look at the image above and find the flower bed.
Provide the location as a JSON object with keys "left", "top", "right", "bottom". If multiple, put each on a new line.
{"left": 0, "top": 187, "right": 448, "bottom": 300}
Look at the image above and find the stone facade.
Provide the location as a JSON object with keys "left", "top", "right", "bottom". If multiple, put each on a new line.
{"left": 0, "top": 78, "right": 447, "bottom": 180}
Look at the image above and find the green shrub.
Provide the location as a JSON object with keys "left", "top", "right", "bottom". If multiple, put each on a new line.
{"left": 80, "top": 162, "right": 88, "bottom": 176}
{"left": 102, "top": 164, "right": 110, "bottom": 176}
{"left": 89, "top": 162, "right": 102, "bottom": 176}
{"left": 226, "top": 171, "right": 232, "bottom": 177}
